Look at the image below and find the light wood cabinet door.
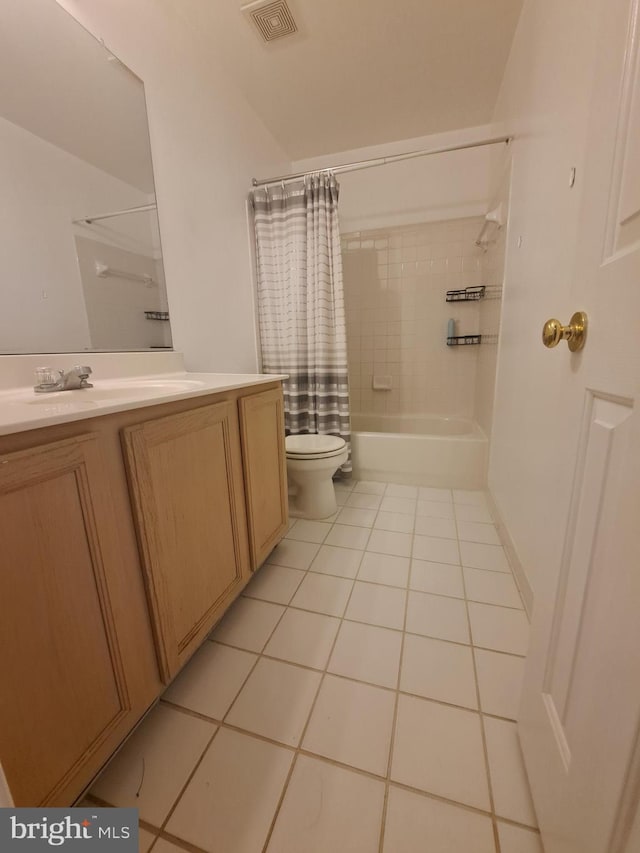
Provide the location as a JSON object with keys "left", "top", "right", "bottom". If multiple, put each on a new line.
{"left": 123, "top": 401, "right": 250, "bottom": 681}
{"left": 238, "top": 387, "right": 288, "bottom": 569}
{"left": 0, "top": 434, "right": 146, "bottom": 807}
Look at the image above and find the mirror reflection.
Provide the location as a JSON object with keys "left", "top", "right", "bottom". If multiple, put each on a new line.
{"left": 0, "top": 0, "right": 172, "bottom": 354}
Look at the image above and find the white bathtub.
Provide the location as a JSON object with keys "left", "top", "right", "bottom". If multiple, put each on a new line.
{"left": 349, "top": 413, "right": 487, "bottom": 488}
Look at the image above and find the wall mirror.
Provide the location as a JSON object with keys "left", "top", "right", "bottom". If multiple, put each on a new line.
{"left": 0, "top": 0, "right": 172, "bottom": 354}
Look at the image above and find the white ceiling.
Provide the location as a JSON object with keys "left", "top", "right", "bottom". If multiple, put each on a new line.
{"left": 169, "top": 0, "right": 524, "bottom": 160}
{"left": 0, "top": 0, "right": 155, "bottom": 192}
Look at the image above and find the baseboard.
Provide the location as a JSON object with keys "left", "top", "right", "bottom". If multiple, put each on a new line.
{"left": 486, "top": 490, "right": 534, "bottom": 619}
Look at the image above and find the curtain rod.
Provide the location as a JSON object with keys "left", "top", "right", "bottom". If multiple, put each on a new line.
{"left": 251, "top": 135, "right": 512, "bottom": 188}
{"left": 72, "top": 202, "right": 157, "bottom": 226}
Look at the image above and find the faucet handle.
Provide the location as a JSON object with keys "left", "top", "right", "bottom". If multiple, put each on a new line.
{"left": 34, "top": 367, "right": 63, "bottom": 390}
{"left": 73, "top": 365, "right": 92, "bottom": 377}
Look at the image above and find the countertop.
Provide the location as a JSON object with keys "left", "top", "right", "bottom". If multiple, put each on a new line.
{"left": 0, "top": 372, "right": 286, "bottom": 436}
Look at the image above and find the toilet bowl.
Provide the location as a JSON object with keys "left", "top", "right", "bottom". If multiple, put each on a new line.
{"left": 286, "top": 434, "right": 348, "bottom": 519}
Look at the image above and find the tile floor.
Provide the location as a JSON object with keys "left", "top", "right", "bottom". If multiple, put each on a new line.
{"left": 88, "top": 480, "right": 542, "bottom": 853}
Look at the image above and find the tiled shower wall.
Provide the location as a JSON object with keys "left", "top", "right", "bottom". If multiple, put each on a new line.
{"left": 342, "top": 217, "right": 486, "bottom": 419}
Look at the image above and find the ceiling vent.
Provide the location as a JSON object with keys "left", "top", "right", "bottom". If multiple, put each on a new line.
{"left": 242, "top": 0, "right": 298, "bottom": 42}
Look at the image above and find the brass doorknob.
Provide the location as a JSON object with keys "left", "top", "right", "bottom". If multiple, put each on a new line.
{"left": 542, "top": 311, "right": 588, "bottom": 352}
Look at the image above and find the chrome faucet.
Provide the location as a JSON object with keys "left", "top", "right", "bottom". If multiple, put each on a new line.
{"left": 34, "top": 365, "right": 93, "bottom": 393}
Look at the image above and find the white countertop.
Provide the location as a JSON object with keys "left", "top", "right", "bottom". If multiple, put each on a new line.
{"left": 0, "top": 372, "right": 286, "bottom": 436}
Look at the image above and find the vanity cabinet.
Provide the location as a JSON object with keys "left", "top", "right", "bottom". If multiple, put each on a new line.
{"left": 122, "top": 400, "right": 251, "bottom": 682}
{"left": 0, "top": 433, "right": 160, "bottom": 807}
{"left": 238, "top": 387, "right": 288, "bottom": 569}
{"left": 0, "top": 380, "right": 286, "bottom": 807}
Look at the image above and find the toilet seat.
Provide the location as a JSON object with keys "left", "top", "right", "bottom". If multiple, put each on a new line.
{"left": 285, "top": 434, "right": 346, "bottom": 460}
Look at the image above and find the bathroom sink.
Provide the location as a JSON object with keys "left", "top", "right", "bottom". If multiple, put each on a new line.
{"left": 17, "top": 378, "right": 207, "bottom": 404}
{"left": 97, "top": 378, "right": 207, "bottom": 393}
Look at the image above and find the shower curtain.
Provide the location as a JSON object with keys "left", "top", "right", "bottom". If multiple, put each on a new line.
{"left": 251, "top": 172, "right": 351, "bottom": 474}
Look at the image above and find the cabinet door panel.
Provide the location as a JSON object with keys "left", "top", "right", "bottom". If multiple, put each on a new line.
{"left": 0, "top": 436, "right": 130, "bottom": 806}
{"left": 123, "top": 402, "right": 250, "bottom": 680}
{"left": 239, "top": 387, "right": 288, "bottom": 569}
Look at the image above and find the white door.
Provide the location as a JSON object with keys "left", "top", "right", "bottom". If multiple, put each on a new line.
{"left": 519, "top": 0, "right": 640, "bottom": 850}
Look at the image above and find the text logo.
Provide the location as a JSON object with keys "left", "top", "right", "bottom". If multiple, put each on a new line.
{"left": 0, "top": 808, "right": 138, "bottom": 851}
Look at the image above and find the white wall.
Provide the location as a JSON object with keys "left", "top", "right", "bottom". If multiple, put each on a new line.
{"left": 292, "top": 125, "right": 499, "bottom": 232}
{"left": 57, "top": 0, "right": 290, "bottom": 373}
{"left": 487, "top": 0, "right": 603, "bottom": 598}
{"left": 76, "top": 236, "right": 170, "bottom": 351}
{"left": 0, "top": 115, "right": 148, "bottom": 354}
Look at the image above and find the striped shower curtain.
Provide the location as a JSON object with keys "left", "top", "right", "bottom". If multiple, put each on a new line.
{"left": 251, "top": 173, "right": 351, "bottom": 474}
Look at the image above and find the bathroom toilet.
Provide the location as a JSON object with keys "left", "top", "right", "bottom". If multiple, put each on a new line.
{"left": 285, "top": 434, "right": 349, "bottom": 519}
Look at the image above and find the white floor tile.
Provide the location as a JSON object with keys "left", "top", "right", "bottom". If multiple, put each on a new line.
{"left": 303, "top": 675, "right": 395, "bottom": 775}
{"left": 484, "top": 717, "right": 538, "bottom": 827}
{"left": 90, "top": 705, "right": 215, "bottom": 826}
{"left": 382, "top": 786, "right": 495, "bottom": 853}
{"left": 497, "top": 822, "right": 544, "bottom": 853}
{"left": 163, "top": 642, "right": 256, "bottom": 719}
{"left": 374, "top": 511, "right": 415, "bottom": 534}
{"left": 226, "top": 658, "right": 321, "bottom": 746}
{"left": 468, "top": 603, "right": 529, "bottom": 655}
{"left": 138, "top": 828, "right": 156, "bottom": 853}
{"left": 354, "top": 480, "right": 387, "bottom": 495}
{"left": 457, "top": 520, "right": 501, "bottom": 545}
{"left": 412, "top": 535, "right": 460, "bottom": 565}
{"left": 463, "top": 567, "right": 523, "bottom": 609}
{"left": 334, "top": 479, "right": 356, "bottom": 493}
{"left": 358, "top": 552, "right": 410, "bottom": 587}
{"left": 335, "top": 506, "right": 377, "bottom": 527}
{"left": 410, "top": 560, "right": 464, "bottom": 598}
{"left": 453, "top": 489, "right": 489, "bottom": 507}
{"left": 414, "top": 516, "right": 457, "bottom": 540}
{"left": 329, "top": 621, "right": 402, "bottom": 688}
{"left": 166, "top": 728, "right": 293, "bottom": 853}
{"left": 345, "top": 581, "right": 407, "bottom": 630}
{"left": 212, "top": 598, "right": 285, "bottom": 652}
{"left": 335, "top": 490, "right": 348, "bottom": 506}
{"left": 391, "top": 695, "right": 490, "bottom": 810}
{"left": 346, "top": 492, "right": 383, "bottom": 510}
{"left": 267, "top": 539, "right": 321, "bottom": 570}
{"left": 151, "top": 841, "right": 188, "bottom": 853}
{"left": 367, "top": 529, "right": 413, "bottom": 557}
{"left": 325, "top": 524, "right": 371, "bottom": 550}
{"left": 264, "top": 608, "right": 340, "bottom": 670}
{"left": 244, "top": 564, "right": 305, "bottom": 605}
{"left": 455, "top": 504, "right": 494, "bottom": 524}
{"left": 406, "top": 591, "right": 470, "bottom": 644}
{"left": 380, "top": 496, "right": 417, "bottom": 515}
{"left": 460, "top": 541, "right": 510, "bottom": 573}
{"left": 285, "top": 519, "right": 332, "bottom": 544}
{"left": 417, "top": 487, "right": 453, "bottom": 503}
{"left": 474, "top": 649, "right": 525, "bottom": 720}
{"left": 386, "top": 484, "right": 418, "bottom": 499}
{"left": 309, "top": 545, "right": 363, "bottom": 578}
{"left": 400, "top": 634, "right": 477, "bottom": 709}
{"left": 267, "top": 755, "right": 385, "bottom": 853}
{"left": 416, "top": 500, "right": 455, "bottom": 519}
{"left": 290, "top": 572, "right": 354, "bottom": 617}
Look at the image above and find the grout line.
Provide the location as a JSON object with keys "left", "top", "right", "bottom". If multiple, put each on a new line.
{"left": 249, "top": 576, "right": 524, "bottom": 611}
{"left": 377, "top": 493, "right": 412, "bottom": 853}
{"left": 455, "top": 506, "right": 501, "bottom": 853}
{"left": 212, "top": 612, "right": 528, "bottom": 659}
{"left": 259, "top": 537, "right": 367, "bottom": 852}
